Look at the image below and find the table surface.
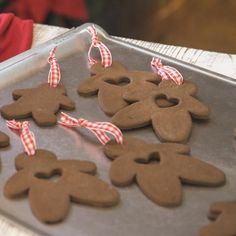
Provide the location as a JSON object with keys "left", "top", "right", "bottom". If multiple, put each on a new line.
{"left": 0, "top": 23, "right": 236, "bottom": 236}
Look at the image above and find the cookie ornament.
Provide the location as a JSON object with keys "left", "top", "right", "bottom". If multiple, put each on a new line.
{"left": 0, "top": 130, "right": 10, "bottom": 147}
{"left": 200, "top": 201, "right": 236, "bottom": 236}
{"left": 4, "top": 120, "right": 119, "bottom": 223}
{"left": 78, "top": 25, "right": 164, "bottom": 116}
{"left": 112, "top": 68, "right": 209, "bottom": 142}
{"left": 78, "top": 61, "right": 163, "bottom": 116}
{"left": 1, "top": 47, "right": 75, "bottom": 126}
{"left": 104, "top": 137, "right": 225, "bottom": 207}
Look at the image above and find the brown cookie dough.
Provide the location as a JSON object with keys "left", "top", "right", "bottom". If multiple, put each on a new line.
{"left": 77, "top": 62, "right": 165, "bottom": 116}
{"left": 112, "top": 80, "right": 209, "bottom": 143}
{"left": 4, "top": 149, "right": 119, "bottom": 223}
{"left": 200, "top": 201, "right": 236, "bottom": 236}
{"left": 0, "top": 130, "right": 9, "bottom": 147}
{"left": 1, "top": 83, "right": 75, "bottom": 126}
{"left": 104, "top": 137, "right": 225, "bottom": 207}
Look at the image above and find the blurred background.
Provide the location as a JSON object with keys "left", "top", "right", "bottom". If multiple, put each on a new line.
{"left": 1, "top": 0, "right": 236, "bottom": 53}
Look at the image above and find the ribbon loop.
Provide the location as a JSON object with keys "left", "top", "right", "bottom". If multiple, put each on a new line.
{"left": 151, "top": 57, "right": 183, "bottom": 85}
{"left": 59, "top": 112, "right": 123, "bottom": 145}
{"left": 87, "top": 25, "right": 112, "bottom": 68}
{"left": 48, "top": 46, "right": 61, "bottom": 88}
{"left": 6, "top": 120, "right": 37, "bottom": 156}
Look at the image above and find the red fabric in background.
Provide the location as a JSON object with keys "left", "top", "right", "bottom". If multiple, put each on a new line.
{"left": 5, "top": 0, "right": 88, "bottom": 23}
{"left": 0, "top": 13, "right": 33, "bottom": 62}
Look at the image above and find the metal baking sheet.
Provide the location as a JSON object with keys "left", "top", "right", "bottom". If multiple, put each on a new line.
{"left": 0, "top": 23, "right": 235, "bottom": 236}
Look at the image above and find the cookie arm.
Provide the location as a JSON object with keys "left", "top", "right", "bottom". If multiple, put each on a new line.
{"left": 12, "top": 88, "right": 31, "bottom": 99}
{"left": 176, "top": 155, "right": 225, "bottom": 186}
{"left": 77, "top": 76, "right": 101, "bottom": 96}
{"left": 59, "top": 95, "right": 75, "bottom": 110}
{"left": 4, "top": 170, "right": 30, "bottom": 198}
{"left": 1, "top": 101, "right": 31, "bottom": 120}
{"left": 186, "top": 96, "right": 210, "bottom": 119}
{"left": 208, "top": 201, "right": 236, "bottom": 220}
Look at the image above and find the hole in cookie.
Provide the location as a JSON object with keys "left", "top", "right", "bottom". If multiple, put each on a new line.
{"left": 105, "top": 77, "right": 130, "bottom": 86}
{"left": 155, "top": 94, "right": 179, "bottom": 108}
{"left": 35, "top": 169, "right": 62, "bottom": 183}
{"left": 135, "top": 152, "right": 160, "bottom": 165}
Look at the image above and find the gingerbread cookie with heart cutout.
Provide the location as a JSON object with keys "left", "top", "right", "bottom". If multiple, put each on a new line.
{"left": 4, "top": 149, "right": 119, "bottom": 223}
{"left": 112, "top": 80, "right": 209, "bottom": 142}
{"left": 104, "top": 137, "right": 225, "bottom": 207}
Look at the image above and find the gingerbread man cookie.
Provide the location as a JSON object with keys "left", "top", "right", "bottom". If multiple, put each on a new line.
{"left": 77, "top": 62, "right": 165, "bottom": 116}
{"left": 4, "top": 149, "right": 119, "bottom": 223}
{"left": 1, "top": 83, "right": 75, "bottom": 126}
{"left": 112, "top": 80, "right": 209, "bottom": 142}
{"left": 104, "top": 137, "right": 225, "bottom": 207}
{"left": 200, "top": 201, "right": 236, "bottom": 236}
{"left": 0, "top": 130, "right": 9, "bottom": 147}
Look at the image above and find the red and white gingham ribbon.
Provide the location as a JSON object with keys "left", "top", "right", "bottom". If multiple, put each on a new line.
{"left": 87, "top": 25, "right": 112, "bottom": 68}
{"left": 6, "top": 120, "right": 37, "bottom": 156}
{"left": 59, "top": 112, "right": 123, "bottom": 145}
{"left": 48, "top": 47, "right": 61, "bottom": 88}
{"left": 151, "top": 57, "right": 183, "bottom": 85}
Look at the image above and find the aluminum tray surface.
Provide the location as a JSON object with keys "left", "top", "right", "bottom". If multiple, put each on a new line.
{"left": 0, "top": 24, "right": 235, "bottom": 236}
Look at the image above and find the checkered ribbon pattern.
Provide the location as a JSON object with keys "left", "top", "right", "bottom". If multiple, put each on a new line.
{"left": 6, "top": 120, "right": 37, "bottom": 156}
{"left": 48, "top": 47, "right": 61, "bottom": 88}
{"left": 151, "top": 57, "right": 183, "bottom": 85}
{"left": 87, "top": 25, "right": 112, "bottom": 68}
{"left": 59, "top": 112, "right": 123, "bottom": 145}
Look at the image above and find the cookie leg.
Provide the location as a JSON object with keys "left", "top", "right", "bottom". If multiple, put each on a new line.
{"left": 151, "top": 110, "right": 192, "bottom": 143}
{"left": 70, "top": 173, "right": 120, "bottom": 207}
{"left": 29, "top": 184, "right": 70, "bottom": 223}
{"left": 137, "top": 169, "right": 182, "bottom": 207}
{"left": 32, "top": 110, "right": 57, "bottom": 126}
{"left": 98, "top": 85, "right": 127, "bottom": 116}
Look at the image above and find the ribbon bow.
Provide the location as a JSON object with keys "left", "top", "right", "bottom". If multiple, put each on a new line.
{"left": 151, "top": 57, "right": 183, "bottom": 85}
{"left": 6, "top": 120, "right": 37, "bottom": 156}
{"left": 87, "top": 25, "right": 112, "bottom": 68}
{"left": 48, "top": 46, "right": 61, "bottom": 88}
{"left": 59, "top": 112, "right": 123, "bottom": 145}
